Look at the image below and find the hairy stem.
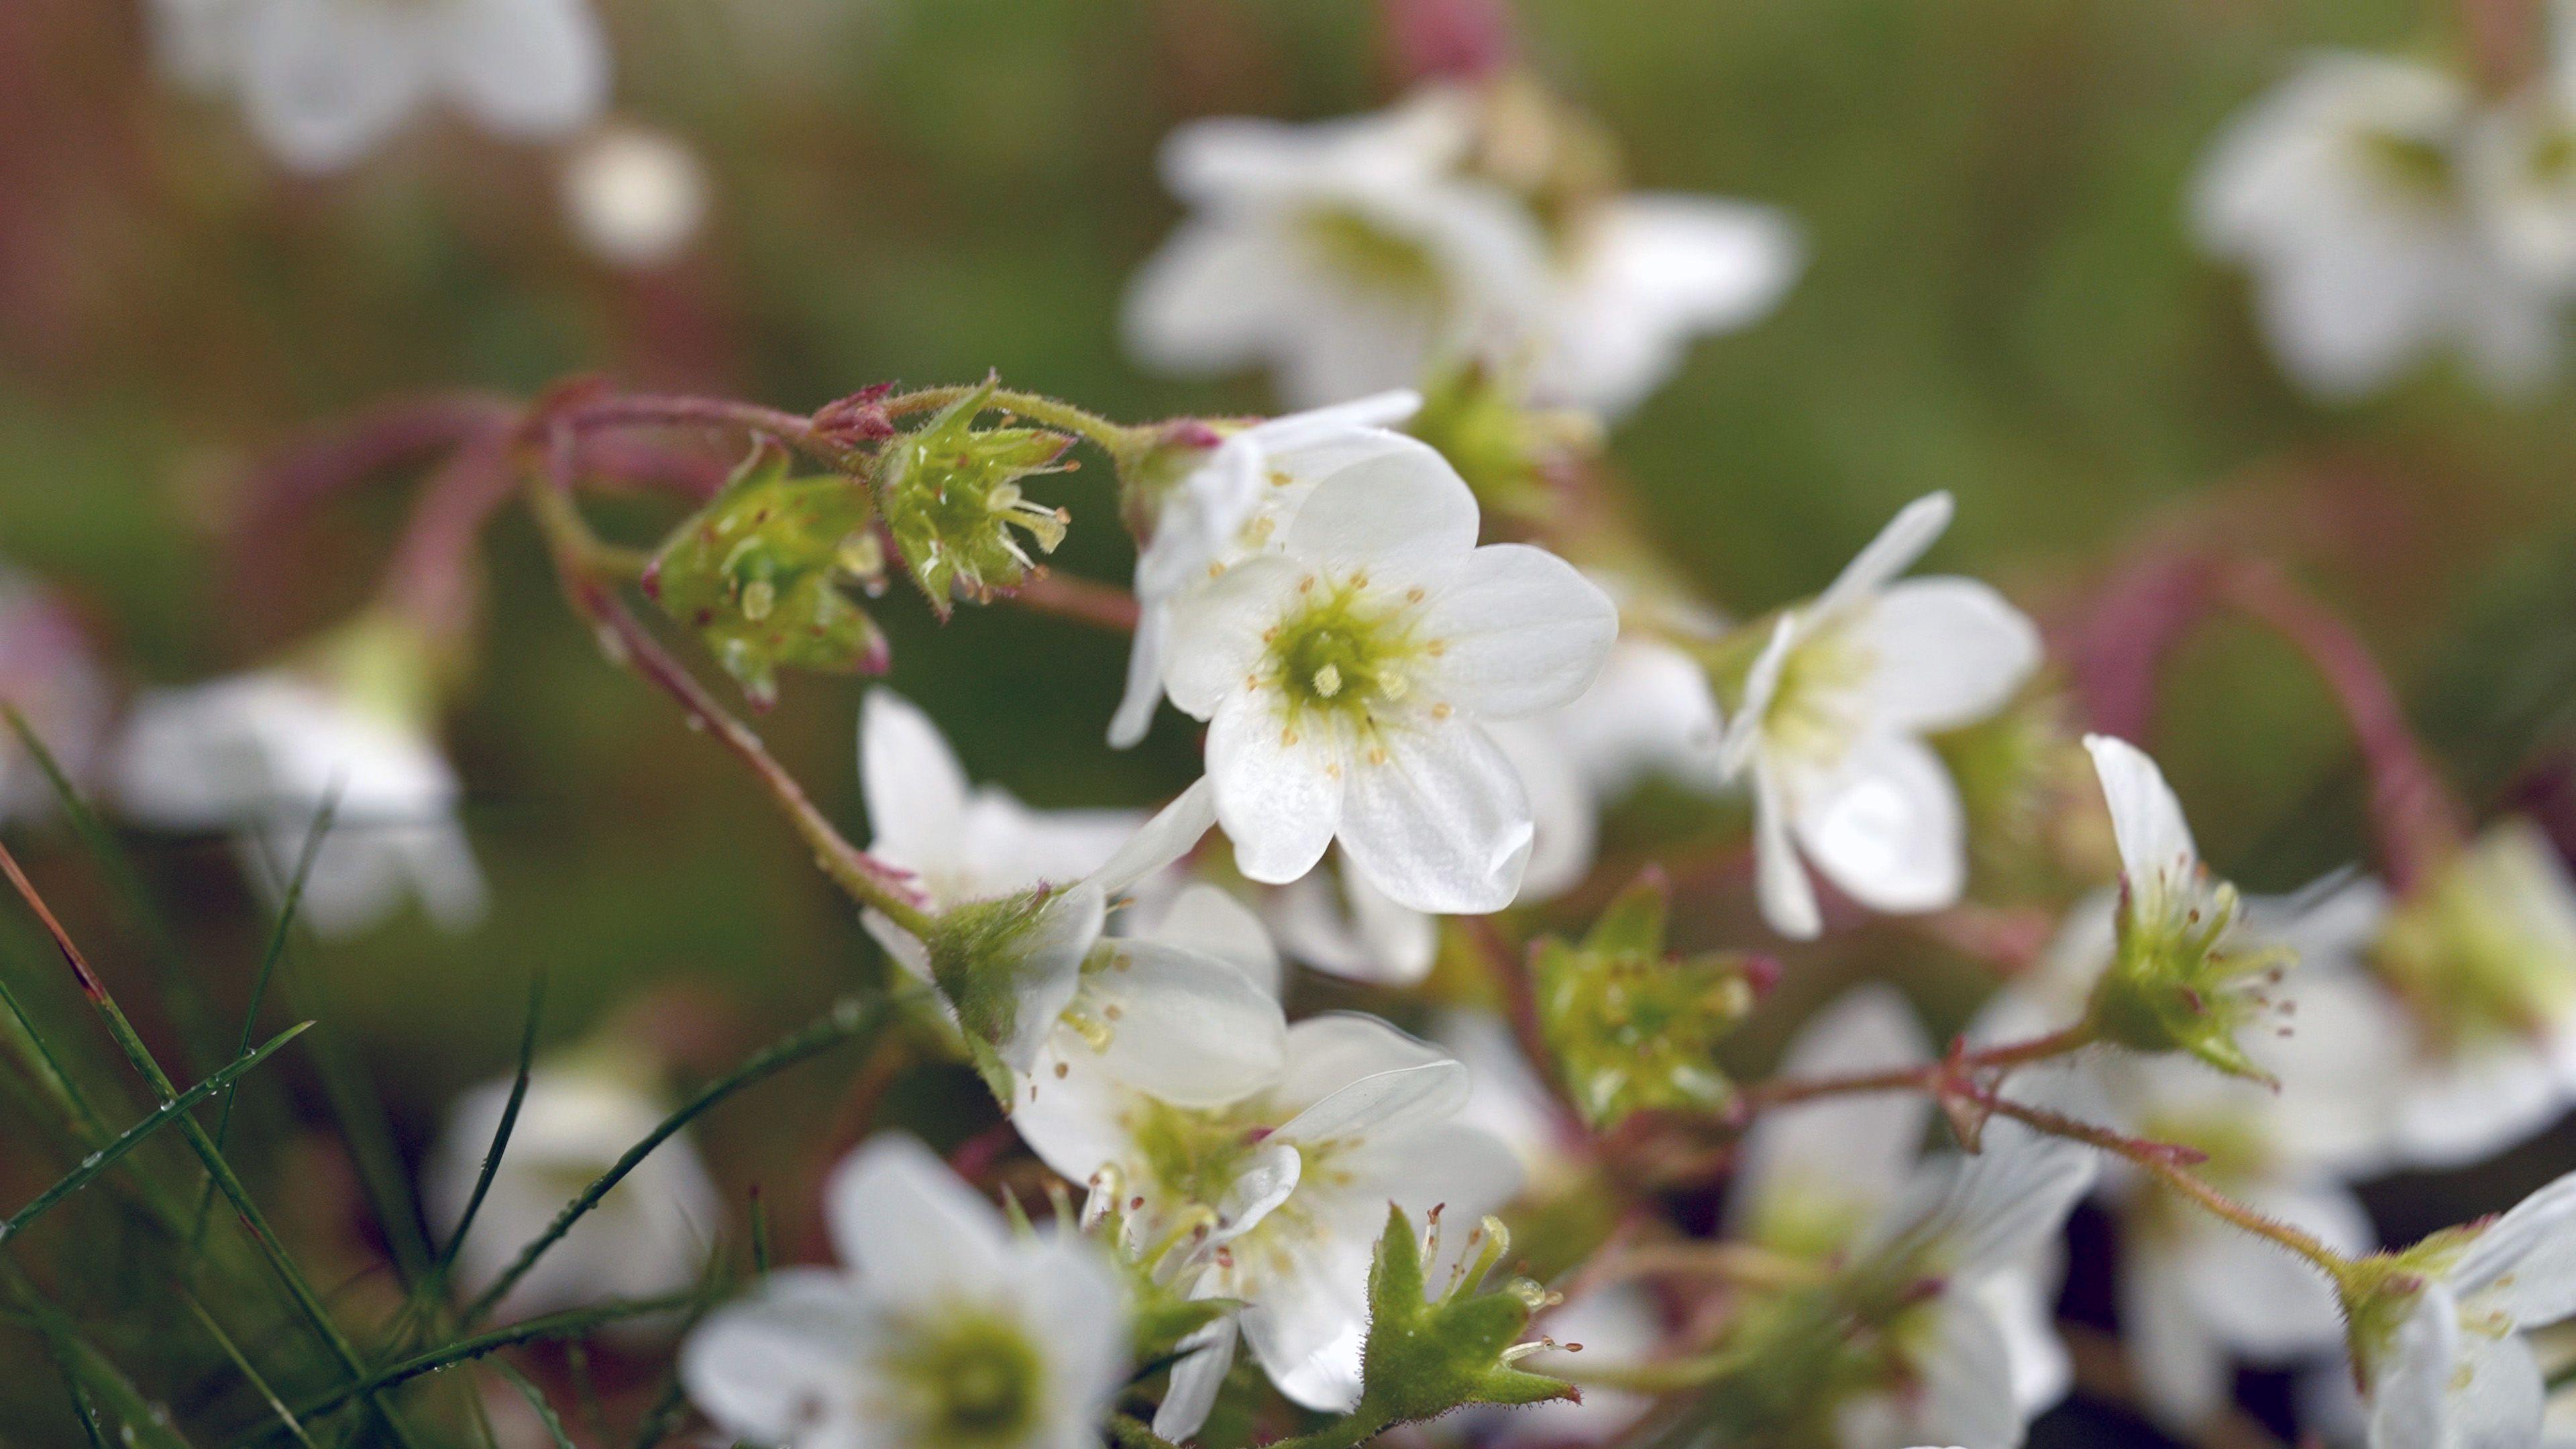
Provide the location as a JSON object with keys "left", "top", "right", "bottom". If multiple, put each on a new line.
{"left": 1731, "top": 1024, "right": 2095, "bottom": 1114}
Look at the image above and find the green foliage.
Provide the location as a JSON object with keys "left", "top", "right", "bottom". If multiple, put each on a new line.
{"left": 1409, "top": 359, "right": 1589, "bottom": 527}
{"left": 644, "top": 443, "right": 888, "bottom": 710}
{"left": 877, "top": 378, "right": 1076, "bottom": 615}
{"left": 1351, "top": 1205, "right": 1572, "bottom": 1427}
{"left": 1532, "top": 871, "right": 1762, "bottom": 1128}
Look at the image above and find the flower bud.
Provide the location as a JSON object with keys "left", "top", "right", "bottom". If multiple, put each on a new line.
{"left": 875, "top": 378, "right": 1075, "bottom": 615}
{"left": 1407, "top": 357, "right": 1595, "bottom": 527}
{"left": 1354, "top": 1204, "right": 1577, "bottom": 1424}
{"left": 2082, "top": 875, "right": 2292, "bottom": 1082}
{"left": 1532, "top": 869, "right": 1762, "bottom": 1128}
{"left": 643, "top": 443, "right": 887, "bottom": 710}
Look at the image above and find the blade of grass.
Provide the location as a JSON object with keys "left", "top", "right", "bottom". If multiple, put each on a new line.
{"left": 270, "top": 1290, "right": 707, "bottom": 1428}
{"left": 181, "top": 1286, "right": 319, "bottom": 1449}
{"left": 458, "top": 991, "right": 891, "bottom": 1330}
{"left": 0, "top": 838, "right": 426, "bottom": 1449}
{"left": 0, "top": 1020, "right": 312, "bottom": 1243}
{"left": 490, "top": 1360, "right": 577, "bottom": 1449}
{"left": 428, "top": 969, "right": 545, "bottom": 1288}
{"left": 5, "top": 705, "right": 227, "bottom": 1078}
{"left": 7, "top": 1262, "right": 197, "bottom": 1449}
{"left": 50, "top": 1344, "right": 113, "bottom": 1449}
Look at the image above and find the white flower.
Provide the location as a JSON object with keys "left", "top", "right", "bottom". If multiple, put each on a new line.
{"left": 2353, "top": 1171, "right": 2576, "bottom": 1449}
{"left": 1722, "top": 494, "right": 2039, "bottom": 939}
{"left": 1729, "top": 987, "right": 2089, "bottom": 1449}
{"left": 2192, "top": 52, "right": 2561, "bottom": 400}
{"left": 681, "top": 1133, "right": 1127, "bottom": 1449}
{"left": 1163, "top": 436, "right": 1617, "bottom": 913}
{"left": 150, "top": 0, "right": 608, "bottom": 173}
{"left": 112, "top": 642, "right": 486, "bottom": 938}
{"left": 561, "top": 125, "right": 710, "bottom": 269}
{"left": 0, "top": 568, "right": 109, "bottom": 822}
{"left": 1263, "top": 851, "right": 1439, "bottom": 985}
{"left": 857, "top": 690, "right": 1284, "bottom": 1097}
{"left": 1122, "top": 85, "right": 1798, "bottom": 415}
{"left": 1011, "top": 1012, "right": 1520, "bottom": 1435}
{"left": 1975, "top": 892, "right": 2394, "bottom": 1429}
{"left": 1110, "top": 392, "right": 1424, "bottom": 749}
{"left": 1547, "top": 637, "right": 1731, "bottom": 801}
{"left": 2313, "top": 820, "right": 2576, "bottom": 1172}
{"left": 425, "top": 1057, "right": 720, "bottom": 1325}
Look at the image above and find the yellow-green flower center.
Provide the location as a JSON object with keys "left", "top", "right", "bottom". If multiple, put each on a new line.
{"left": 1263, "top": 578, "right": 1432, "bottom": 729}
{"left": 2370, "top": 830, "right": 2576, "bottom": 1054}
{"left": 2358, "top": 128, "right": 2455, "bottom": 199}
{"left": 1297, "top": 207, "right": 1450, "bottom": 304}
{"left": 1762, "top": 621, "right": 1874, "bottom": 768}
{"left": 883, "top": 1308, "right": 1045, "bottom": 1448}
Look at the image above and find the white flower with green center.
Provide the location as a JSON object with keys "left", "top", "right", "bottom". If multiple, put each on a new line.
{"left": 681, "top": 1134, "right": 1128, "bottom": 1449}
{"left": 1121, "top": 85, "right": 1800, "bottom": 417}
{"left": 1011, "top": 1013, "right": 1520, "bottom": 1438}
{"left": 1719, "top": 492, "right": 2039, "bottom": 940}
{"left": 111, "top": 615, "right": 486, "bottom": 938}
{"left": 1112, "top": 392, "right": 1424, "bottom": 748}
{"left": 424, "top": 1053, "right": 720, "bottom": 1327}
{"left": 1163, "top": 439, "right": 1616, "bottom": 914}
{"left": 1725, "top": 995, "right": 2092, "bottom": 1449}
{"left": 857, "top": 690, "right": 1285, "bottom": 1101}
{"left": 2345, "top": 1171, "right": 2576, "bottom": 1449}
{"left": 2193, "top": 51, "right": 2562, "bottom": 400}
{"left": 148, "top": 0, "right": 607, "bottom": 173}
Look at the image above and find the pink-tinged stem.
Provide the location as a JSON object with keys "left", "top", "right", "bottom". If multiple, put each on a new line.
{"left": 2220, "top": 560, "right": 2467, "bottom": 894}
{"left": 378, "top": 423, "right": 518, "bottom": 643}
{"left": 2059, "top": 548, "right": 2223, "bottom": 744}
{"left": 560, "top": 394, "right": 824, "bottom": 447}
{"left": 235, "top": 392, "right": 517, "bottom": 525}
{"left": 1381, "top": 0, "right": 1517, "bottom": 83}
{"left": 1012, "top": 570, "right": 1140, "bottom": 633}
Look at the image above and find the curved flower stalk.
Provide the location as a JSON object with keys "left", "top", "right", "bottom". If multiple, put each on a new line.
{"left": 681, "top": 1134, "right": 1128, "bottom": 1449}
{"left": 146, "top": 0, "right": 608, "bottom": 173}
{"left": 1717, "top": 492, "right": 2041, "bottom": 939}
{"left": 1012, "top": 1012, "right": 1519, "bottom": 1438}
{"left": 1123, "top": 80, "right": 1801, "bottom": 417}
{"left": 2193, "top": 44, "right": 2576, "bottom": 400}
{"left": 111, "top": 612, "right": 486, "bottom": 938}
{"left": 1163, "top": 429, "right": 1617, "bottom": 914}
{"left": 1717, "top": 991, "right": 2092, "bottom": 1449}
{"left": 425, "top": 1051, "right": 721, "bottom": 1327}
{"left": 1976, "top": 893, "right": 2393, "bottom": 1429}
{"left": 855, "top": 690, "right": 1284, "bottom": 1104}
{"left": 0, "top": 566, "right": 109, "bottom": 822}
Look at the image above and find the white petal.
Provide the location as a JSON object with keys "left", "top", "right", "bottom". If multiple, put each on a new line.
{"left": 2455, "top": 1169, "right": 2576, "bottom": 1324}
{"left": 1094, "top": 777, "right": 1219, "bottom": 898}
{"left": 1279, "top": 440, "right": 1481, "bottom": 579}
{"left": 1415, "top": 545, "right": 1619, "bottom": 719}
{"left": 678, "top": 1269, "right": 873, "bottom": 1444}
{"left": 1270, "top": 1012, "right": 1454, "bottom": 1118}
{"left": 1851, "top": 578, "right": 2041, "bottom": 734}
{"left": 2370, "top": 1283, "right": 2461, "bottom": 1449}
{"left": 1206, "top": 698, "right": 1344, "bottom": 885}
{"left": 2121, "top": 1248, "right": 2232, "bottom": 1430}
{"left": 1337, "top": 719, "right": 1532, "bottom": 914}
{"left": 824, "top": 1134, "right": 1008, "bottom": 1303}
{"left": 1153, "top": 1316, "right": 1239, "bottom": 1441}
{"left": 235, "top": 0, "right": 428, "bottom": 172}
{"left": 1786, "top": 732, "right": 1968, "bottom": 914}
{"left": 1016, "top": 1232, "right": 1132, "bottom": 1444}
{"left": 1265, "top": 861, "right": 1438, "bottom": 985}
{"left": 1165, "top": 556, "right": 1304, "bottom": 718}
{"left": 995, "top": 883, "right": 1106, "bottom": 1074}
{"left": 2083, "top": 733, "right": 2201, "bottom": 917}
{"left": 1079, "top": 938, "right": 1287, "bottom": 1108}
{"left": 1122, "top": 218, "right": 1309, "bottom": 377}
{"left": 1815, "top": 492, "right": 1954, "bottom": 621}
{"left": 437, "top": 0, "right": 607, "bottom": 139}
{"left": 1274, "top": 1061, "right": 1469, "bottom": 1148}
{"left": 859, "top": 690, "right": 973, "bottom": 874}
{"left": 2451, "top": 1328, "right": 2545, "bottom": 1449}
{"left": 1536, "top": 195, "right": 1804, "bottom": 417}
{"left": 1142, "top": 882, "right": 1281, "bottom": 998}
{"left": 1718, "top": 614, "right": 1796, "bottom": 777}
{"left": 1550, "top": 639, "right": 1729, "bottom": 797}
{"left": 1729, "top": 984, "right": 1934, "bottom": 1232}
{"left": 1236, "top": 1240, "right": 1372, "bottom": 1412}
{"left": 1108, "top": 600, "right": 1173, "bottom": 749}
{"left": 1491, "top": 720, "right": 1597, "bottom": 904}
{"left": 1244, "top": 390, "right": 1424, "bottom": 450}
{"left": 1879, "top": 1116, "right": 2095, "bottom": 1278}
{"left": 1907, "top": 1289, "right": 2027, "bottom": 1449}
{"left": 1751, "top": 762, "right": 1822, "bottom": 939}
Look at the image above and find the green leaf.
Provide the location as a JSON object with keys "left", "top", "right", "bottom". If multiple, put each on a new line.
{"left": 645, "top": 442, "right": 888, "bottom": 708}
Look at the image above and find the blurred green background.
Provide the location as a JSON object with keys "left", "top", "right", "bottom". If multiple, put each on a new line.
{"left": 6, "top": 0, "right": 2576, "bottom": 1443}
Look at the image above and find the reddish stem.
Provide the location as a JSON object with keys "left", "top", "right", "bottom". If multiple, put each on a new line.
{"left": 1731, "top": 1024, "right": 2093, "bottom": 1114}
{"left": 1011, "top": 570, "right": 1140, "bottom": 633}
{"left": 1381, "top": 0, "right": 1518, "bottom": 83}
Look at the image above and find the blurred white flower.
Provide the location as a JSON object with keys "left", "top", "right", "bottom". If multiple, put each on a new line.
{"left": 1124, "top": 85, "right": 1799, "bottom": 415}
{"left": 2194, "top": 51, "right": 2569, "bottom": 400}
{"left": 1012, "top": 1012, "right": 1519, "bottom": 1436}
{"left": 1723, "top": 493, "right": 2039, "bottom": 938}
{"left": 2350, "top": 1171, "right": 2576, "bottom": 1449}
{"left": 426, "top": 1056, "right": 720, "bottom": 1325}
{"left": 1548, "top": 636, "right": 1731, "bottom": 801}
{"left": 148, "top": 0, "right": 608, "bottom": 172}
{"left": 1263, "top": 849, "right": 1440, "bottom": 985}
{"left": 561, "top": 125, "right": 710, "bottom": 269}
{"left": 0, "top": 568, "right": 109, "bottom": 822}
{"left": 857, "top": 690, "right": 1283, "bottom": 1094}
{"left": 682, "top": 1133, "right": 1128, "bottom": 1449}
{"left": 1730, "top": 987, "right": 2088, "bottom": 1449}
{"left": 1164, "top": 435, "right": 1616, "bottom": 913}
{"left": 112, "top": 623, "right": 485, "bottom": 938}
{"left": 1111, "top": 392, "right": 1423, "bottom": 749}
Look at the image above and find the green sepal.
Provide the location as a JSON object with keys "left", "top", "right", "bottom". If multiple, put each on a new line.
{"left": 877, "top": 376, "right": 1075, "bottom": 616}
{"left": 643, "top": 442, "right": 888, "bottom": 709}
{"left": 1408, "top": 360, "right": 1587, "bottom": 527}
{"left": 1532, "top": 871, "right": 1762, "bottom": 1129}
{"left": 2083, "top": 877, "right": 2290, "bottom": 1083}
{"left": 1352, "top": 1205, "right": 1575, "bottom": 1424}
